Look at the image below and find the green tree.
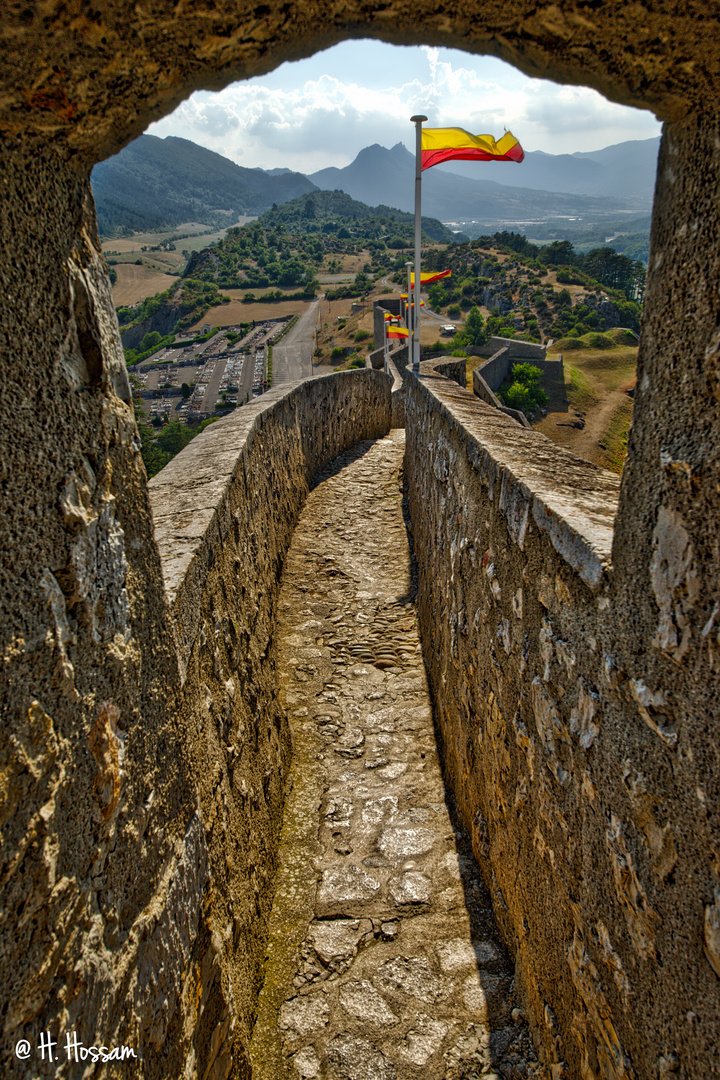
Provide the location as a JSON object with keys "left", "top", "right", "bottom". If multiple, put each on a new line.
{"left": 140, "top": 330, "right": 162, "bottom": 352}
{"left": 502, "top": 363, "right": 548, "bottom": 418}
{"left": 459, "top": 306, "right": 487, "bottom": 346}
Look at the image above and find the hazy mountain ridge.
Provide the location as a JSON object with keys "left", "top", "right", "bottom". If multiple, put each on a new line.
{"left": 92, "top": 134, "right": 317, "bottom": 235}
{"left": 93, "top": 133, "right": 659, "bottom": 241}
{"left": 437, "top": 137, "right": 660, "bottom": 200}
{"left": 309, "top": 141, "right": 657, "bottom": 223}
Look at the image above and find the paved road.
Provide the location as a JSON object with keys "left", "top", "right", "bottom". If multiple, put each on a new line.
{"left": 272, "top": 298, "right": 321, "bottom": 385}
{"left": 250, "top": 432, "right": 540, "bottom": 1080}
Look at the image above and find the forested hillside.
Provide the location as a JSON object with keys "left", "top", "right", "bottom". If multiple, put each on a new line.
{"left": 418, "top": 231, "right": 645, "bottom": 341}
{"left": 92, "top": 134, "right": 316, "bottom": 235}
{"left": 183, "top": 191, "right": 459, "bottom": 295}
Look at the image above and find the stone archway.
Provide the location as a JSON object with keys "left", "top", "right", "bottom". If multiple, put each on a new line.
{"left": 1, "top": 5, "right": 719, "bottom": 1079}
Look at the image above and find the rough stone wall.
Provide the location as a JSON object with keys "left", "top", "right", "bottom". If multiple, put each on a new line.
{"left": 404, "top": 351, "right": 720, "bottom": 1078}
{"left": 2, "top": 3, "right": 720, "bottom": 1079}
{"left": 467, "top": 337, "right": 545, "bottom": 360}
{"left": 471, "top": 354, "right": 538, "bottom": 428}
{"left": 372, "top": 299, "right": 404, "bottom": 352}
{"left": 0, "top": 170, "right": 391, "bottom": 1073}
{"left": 147, "top": 371, "right": 391, "bottom": 1076}
{"left": 0, "top": 145, "right": 202, "bottom": 1078}
{"left": 2, "top": 1, "right": 718, "bottom": 163}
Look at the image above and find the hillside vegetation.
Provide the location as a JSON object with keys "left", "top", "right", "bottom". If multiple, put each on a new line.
{"left": 92, "top": 134, "right": 316, "bottom": 235}
{"left": 418, "top": 231, "right": 644, "bottom": 342}
{"left": 183, "top": 191, "right": 458, "bottom": 301}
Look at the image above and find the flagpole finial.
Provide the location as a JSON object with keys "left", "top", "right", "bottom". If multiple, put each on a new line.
{"left": 410, "top": 114, "right": 428, "bottom": 123}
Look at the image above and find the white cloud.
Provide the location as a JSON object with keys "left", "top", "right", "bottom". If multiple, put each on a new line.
{"left": 146, "top": 41, "right": 661, "bottom": 171}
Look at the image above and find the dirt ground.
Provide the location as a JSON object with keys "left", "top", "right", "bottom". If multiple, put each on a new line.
{"left": 112, "top": 263, "right": 177, "bottom": 306}
{"left": 465, "top": 337, "right": 637, "bottom": 475}
{"left": 188, "top": 293, "right": 316, "bottom": 330}
{"left": 533, "top": 342, "right": 637, "bottom": 473}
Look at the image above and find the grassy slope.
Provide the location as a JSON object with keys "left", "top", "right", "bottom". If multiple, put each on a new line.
{"left": 534, "top": 329, "right": 637, "bottom": 474}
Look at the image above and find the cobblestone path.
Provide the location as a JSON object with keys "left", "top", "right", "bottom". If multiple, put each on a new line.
{"left": 250, "top": 431, "right": 540, "bottom": 1080}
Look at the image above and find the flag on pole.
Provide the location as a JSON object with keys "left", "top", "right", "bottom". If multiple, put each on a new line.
{"left": 386, "top": 326, "right": 409, "bottom": 339}
{"left": 421, "top": 128, "right": 524, "bottom": 171}
{"left": 409, "top": 270, "right": 452, "bottom": 286}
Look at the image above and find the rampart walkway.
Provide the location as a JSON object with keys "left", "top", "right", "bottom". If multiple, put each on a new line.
{"left": 250, "top": 431, "right": 539, "bottom": 1080}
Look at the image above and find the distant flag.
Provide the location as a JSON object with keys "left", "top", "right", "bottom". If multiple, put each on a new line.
{"left": 386, "top": 326, "right": 409, "bottom": 339}
{"left": 409, "top": 269, "right": 452, "bottom": 286}
{"left": 420, "top": 128, "right": 524, "bottom": 171}
{"left": 400, "top": 297, "right": 425, "bottom": 306}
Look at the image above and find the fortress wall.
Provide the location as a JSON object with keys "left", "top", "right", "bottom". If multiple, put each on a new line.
{"left": 0, "top": 144, "right": 390, "bottom": 1080}
{"left": 405, "top": 353, "right": 720, "bottom": 1079}
{"left": 0, "top": 147, "right": 205, "bottom": 1079}
{"left": 147, "top": 369, "right": 391, "bottom": 1076}
{"left": 467, "top": 337, "right": 547, "bottom": 362}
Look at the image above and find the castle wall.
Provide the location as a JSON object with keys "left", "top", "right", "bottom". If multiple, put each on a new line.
{"left": 0, "top": 145, "right": 205, "bottom": 1079}
{"left": 147, "top": 369, "right": 391, "bottom": 1077}
{"left": 2, "top": 5, "right": 720, "bottom": 1079}
{"left": 405, "top": 258, "right": 720, "bottom": 1078}
{"left": 0, "top": 152, "right": 391, "bottom": 1076}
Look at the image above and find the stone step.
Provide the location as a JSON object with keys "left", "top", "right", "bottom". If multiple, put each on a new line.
{"left": 250, "top": 431, "right": 541, "bottom": 1080}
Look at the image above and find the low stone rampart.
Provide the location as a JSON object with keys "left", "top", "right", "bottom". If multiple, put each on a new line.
{"left": 468, "top": 335, "right": 547, "bottom": 361}
{"left": 387, "top": 353, "right": 405, "bottom": 427}
{"left": 472, "top": 358, "right": 532, "bottom": 428}
{"left": 147, "top": 369, "right": 391, "bottom": 1076}
{"left": 404, "top": 361, "right": 702, "bottom": 1077}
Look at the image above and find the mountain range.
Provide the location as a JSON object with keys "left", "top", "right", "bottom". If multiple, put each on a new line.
{"left": 308, "top": 140, "right": 658, "bottom": 224}
{"left": 91, "top": 135, "right": 316, "bottom": 235}
{"left": 92, "top": 133, "right": 660, "bottom": 238}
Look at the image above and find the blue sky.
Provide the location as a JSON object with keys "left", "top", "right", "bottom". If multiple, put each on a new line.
{"left": 147, "top": 41, "right": 662, "bottom": 173}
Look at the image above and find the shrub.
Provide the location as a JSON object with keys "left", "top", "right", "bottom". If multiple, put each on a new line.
{"left": 330, "top": 346, "right": 344, "bottom": 360}
{"left": 504, "top": 382, "right": 532, "bottom": 412}
{"left": 501, "top": 363, "right": 548, "bottom": 418}
{"left": 354, "top": 330, "right": 370, "bottom": 342}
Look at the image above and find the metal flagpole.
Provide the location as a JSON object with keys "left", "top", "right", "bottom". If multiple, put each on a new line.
{"left": 384, "top": 318, "right": 389, "bottom": 375}
{"left": 410, "top": 114, "right": 427, "bottom": 372}
{"left": 405, "top": 260, "right": 413, "bottom": 370}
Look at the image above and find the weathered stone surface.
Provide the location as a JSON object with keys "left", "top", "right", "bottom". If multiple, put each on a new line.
{"left": 338, "top": 980, "right": 399, "bottom": 1025}
{"left": 394, "top": 1016, "right": 449, "bottom": 1065}
{"left": 1, "top": 0, "right": 719, "bottom": 163}
{"left": 406, "top": 313, "right": 720, "bottom": 1077}
{"left": 327, "top": 1034, "right": 396, "bottom": 1080}
{"left": 279, "top": 994, "right": 330, "bottom": 1036}
{"left": 3, "top": 10, "right": 720, "bottom": 1077}
{"left": 388, "top": 870, "right": 432, "bottom": 905}
{"left": 317, "top": 865, "right": 382, "bottom": 911}
{"left": 250, "top": 434, "right": 539, "bottom": 1080}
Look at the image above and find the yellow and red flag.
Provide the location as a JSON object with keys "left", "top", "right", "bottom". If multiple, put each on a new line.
{"left": 409, "top": 269, "right": 451, "bottom": 286}
{"left": 421, "top": 128, "right": 523, "bottom": 171}
{"left": 386, "top": 326, "right": 409, "bottom": 339}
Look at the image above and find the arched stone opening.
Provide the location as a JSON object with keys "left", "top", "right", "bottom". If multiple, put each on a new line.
{"left": 1, "top": 5, "right": 719, "bottom": 1080}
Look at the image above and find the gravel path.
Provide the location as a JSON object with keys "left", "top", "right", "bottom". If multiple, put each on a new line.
{"left": 250, "top": 431, "right": 541, "bottom": 1080}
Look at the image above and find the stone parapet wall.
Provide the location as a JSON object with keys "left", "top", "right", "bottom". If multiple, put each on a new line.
{"left": 387, "top": 354, "right": 405, "bottom": 427}
{"left": 467, "top": 336, "right": 547, "bottom": 362}
{"left": 472, "top": 362, "right": 531, "bottom": 428}
{"left": 404, "top": 362, "right": 720, "bottom": 1078}
{"left": 373, "top": 298, "right": 404, "bottom": 350}
{"left": 147, "top": 369, "right": 391, "bottom": 1075}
